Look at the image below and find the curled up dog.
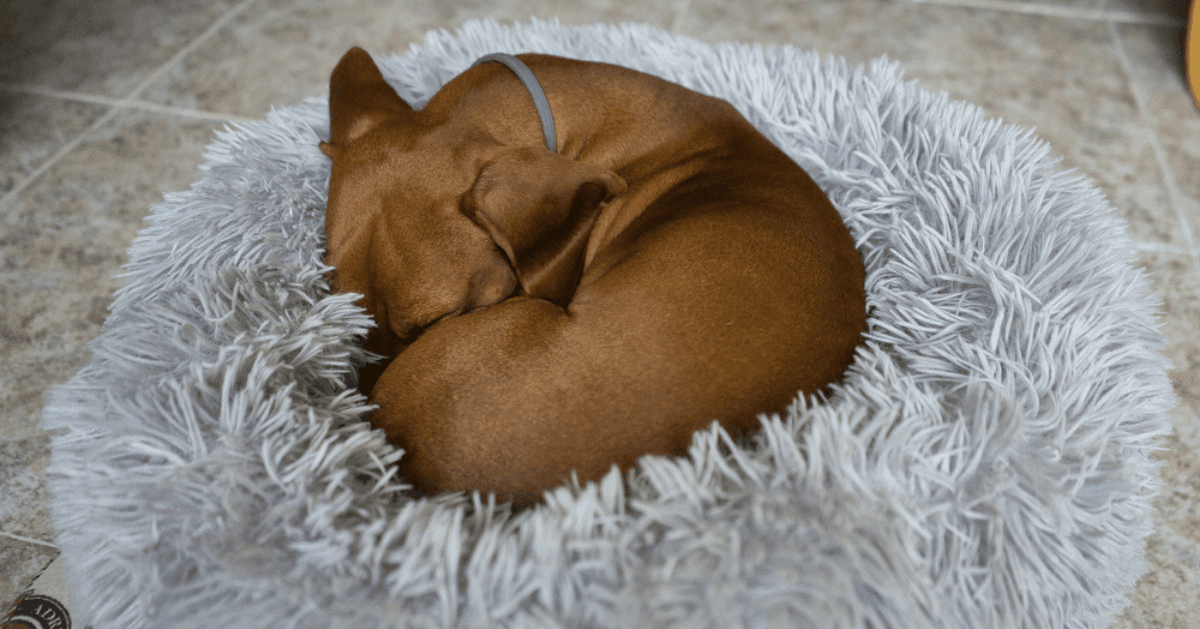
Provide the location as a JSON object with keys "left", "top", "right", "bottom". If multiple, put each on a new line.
{"left": 320, "top": 47, "right": 866, "bottom": 507}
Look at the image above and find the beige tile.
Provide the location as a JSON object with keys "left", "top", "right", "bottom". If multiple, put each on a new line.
{"left": 1117, "top": 22, "right": 1200, "bottom": 248}
{"left": 446, "top": 0, "right": 680, "bottom": 27}
{"left": 680, "top": 0, "right": 1190, "bottom": 247}
{"left": 1138, "top": 250, "right": 1200, "bottom": 389}
{"left": 0, "top": 535, "right": 58, "bottom": 615}
{"left": 0, "top": 92, "right": 109, "bottom": 197}
{"left": 1111, "top": 250, "right": 1200, "bottom": 627}
{"left": 1116, "top": 403, "right": 1200, "bottom": 628}
{"left": 0, "top": 0, "right": 239, "bottom": 96}
{"left": 905, "top": 0, "right": 1108, "bottom": 10}
{"left": 894, "top": 0, "right": 1186, "bottom": 25}
{"left": 1115, "top": 526, "right": 1200, "bottom": 628}
{"left": 0, "top": 109, "right": 219, "bottom": 584}
{"left": 0, "top": 109, "right": 221, "bottom": 452}
{"left": 1155, "top": 407, "right": 1200, "bottom": 546}
{"left": 137, "top": 0, "right": 679, "bottom": 119}
{"left": 0, "top": 433, "right": 53, "bottom": 542}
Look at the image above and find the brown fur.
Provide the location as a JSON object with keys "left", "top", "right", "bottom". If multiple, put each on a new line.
{"left": 320, "top": 47, "right": 866, "bottom": 507}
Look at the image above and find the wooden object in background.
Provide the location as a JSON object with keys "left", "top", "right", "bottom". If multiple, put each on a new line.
{"left": 1189, "top": 0, "right": 1199, "bottom": 108}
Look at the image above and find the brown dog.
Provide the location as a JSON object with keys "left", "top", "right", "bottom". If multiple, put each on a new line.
{"left": 320, "top": 47, "right": 865, "bottom": 506}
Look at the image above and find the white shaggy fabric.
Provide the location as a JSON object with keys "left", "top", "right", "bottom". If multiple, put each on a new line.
{"left": 42, "top": 19, "right": 1175, "bottom": 629}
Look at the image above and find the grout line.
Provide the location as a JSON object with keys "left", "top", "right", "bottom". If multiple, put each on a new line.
{"left": 895, "top": 0, "right": 1186, "bottom": 27}
{"left": 0, "top": 83, "right": 258, "bottom": 124}
{"left": 0, "top": 107, "right": 119, "bottom": 208}
{"left": 1108, "top": 21, "right": 1199, "bottom": 258}
{"left": 116, "top": 0, "right": 261, "bottom": 108}
{"left": 0, "top": 530, "right": 59, "bottom": 551}
{"left": 0, "top": 0, "right": 261, "bottom": 209}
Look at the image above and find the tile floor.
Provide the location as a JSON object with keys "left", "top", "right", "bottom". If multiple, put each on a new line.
{"left": 1, "top": 0, "right": 1197, "bottom": 626}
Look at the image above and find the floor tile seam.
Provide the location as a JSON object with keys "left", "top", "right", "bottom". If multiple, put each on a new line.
{"left": 0, "top": 107, "right": 119, "bottom": 209}
{"left": 117, "top": 0, "right": 262, "bottom": 109}
{"left": 1107, "top": 21, "right": 1199, "bottom": 255}
{"left": 0, "top": 530, "right": 59, "bottom": 551}
{"left": 0, "top": 83, "right": 257, "bottom": 124}
{"left": 894, "top": 0, "right": 1186, "bottom": 27}
{"left": 0, "top": 0, "right": 262, "bottom": 212}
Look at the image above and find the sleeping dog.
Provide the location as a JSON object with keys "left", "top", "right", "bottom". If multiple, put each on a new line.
{"left": 320, "top": 48, "right": 865, "bottom": 506}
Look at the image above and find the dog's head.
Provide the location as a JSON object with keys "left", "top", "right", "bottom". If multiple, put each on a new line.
{"left": 320, "top": 48, "right": 626, "bottom": 346}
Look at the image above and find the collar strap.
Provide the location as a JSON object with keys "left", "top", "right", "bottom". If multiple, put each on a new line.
{"left": 471, "top": 53, "right": 557, "bottom": 153}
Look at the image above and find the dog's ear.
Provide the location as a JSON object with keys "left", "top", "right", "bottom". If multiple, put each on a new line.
{"left": 464, "top": 147, "right": 627, "bottom": 306}
{"left": 319, "top": 47, "right": 413, "bottom": 157}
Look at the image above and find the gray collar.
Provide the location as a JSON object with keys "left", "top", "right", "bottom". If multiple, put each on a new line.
{"left": 471, "top": 53, "right": 557, "bottom": 153}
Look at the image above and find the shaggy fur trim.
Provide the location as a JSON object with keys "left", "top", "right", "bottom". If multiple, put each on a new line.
{"left": 43, "top": 19, "right": 1174, "bottom": 629}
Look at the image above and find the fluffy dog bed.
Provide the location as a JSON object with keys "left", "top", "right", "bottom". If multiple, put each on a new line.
{"left": 42, "top": 19, "right": 1175, "bottom": 629}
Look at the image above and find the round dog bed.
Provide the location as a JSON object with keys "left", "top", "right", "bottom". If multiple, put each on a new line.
{"left": 42, "top": 19, "right": 1175, "bottom": 629}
